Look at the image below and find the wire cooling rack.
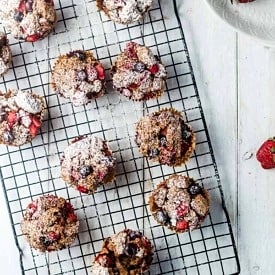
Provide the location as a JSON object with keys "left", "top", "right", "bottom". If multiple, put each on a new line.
{"left": 0, "top": 0, "right": 240, "bottom": 274}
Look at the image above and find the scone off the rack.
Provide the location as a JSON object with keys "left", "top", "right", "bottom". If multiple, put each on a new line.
{"left": 0, "top": 89, "right": 46, "bottom": 146}
{"left": 91, "top": 229, "right": 154, "bottom": 274}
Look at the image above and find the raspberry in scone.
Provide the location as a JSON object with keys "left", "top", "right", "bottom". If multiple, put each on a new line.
{"left": 0, "top": 89, "right": 46, "bottom": 146}
{"left": 149, "top": 174, "right": 210, "bottom": 233}
{"left": 135, "top": 108, "right": 195, "bottom": 166}
{"left": 91, "top": 229, "right": 154, "bottom": 274}
{"left": 0, "top": 32, "right": 12, "bottom": 77}
{"left": 21, "top": 194, "right": 79, "bottom": 252}
{"left": 60, "top": 135, "right": 116, "bottom": 194}
{"left": 111, "top": 41, "right": 167, "bottom": 101}
{"left": 96, "top": 0, "right": 152, "bottom": 25}
{"left": 51, "top": 50, "right": 106, "bottom": 106}
{"left": 0, "top": 0, "right": 57, "bottom": 42}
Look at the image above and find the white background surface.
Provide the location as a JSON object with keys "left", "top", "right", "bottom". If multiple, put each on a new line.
{"left": 1, "top": 0, "right": 275, "bottom": 274}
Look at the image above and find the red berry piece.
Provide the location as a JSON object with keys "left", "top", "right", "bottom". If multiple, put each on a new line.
{"left": 68, "top": 212, "right": 77, "bottom": 222}
{"left": 128, "top": 83, "right": 140, "bottom": 90}
{"left": 18, "top": 1, "right": 26, "bottom": 12}
{"left": 176, "top": 203, "right": 189, "bottom": 217}
{"left": 95, "top": 64, "right": 105, "bottom": 80}
{"left": 256, "top": 137, "right": 275, "bottom": 169}
{"left": 25, "top": 0, "right": 33, "bottom": 12}
{"left": 176, "top": 220, "right": 189, "bottom": 230}
{"left": 26, "top": 33, "right": 40, "bottom": 42}
{"left": 7, "top": 112, "right": 19, "bottom": 128}
{"left": 125, "top": 42, "right": 138, "bottom": 59}
{"left": 32, "top": 116, "right": 42, "bottom": 128}
{"left": 48, "top": 231, "right": 60, "bottom": 241}
{"left": 96, "top": 254, "right": 114, "bottom": 267}
{"left": 77, "top": 185, "right": 89, "bottom": 193}
{"left": 149, "top": 64, "right": 159, "bottom": 74}
{"left": 28, "top": 202, "right": 37, "bottom": 214}
{"left": 29, "top": 123, "right": 39, "bottom": 137}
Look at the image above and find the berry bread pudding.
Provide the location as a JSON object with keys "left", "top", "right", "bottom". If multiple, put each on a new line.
{"left": 0, "top": 33, "right": 12, "bottom": 77}
{"left": 21, "top": 195, "right": 79, "bottom": 252}
{"left": 0, "top": 89, "right": 46, "bottom": 146}
{"left": 111, "top": 41, "right": 167, "bottom": 101}
{"left": 96, "top": 0, "right": 152, "bottom": 25}
{"left": 149, "top": 174, "right": 210, "bottom": 233}
{"left": 91, "top": 229, "right": 154, "bottom": 274}
{"left": 60, "top": 135, "right": 116, "bottom": 194}
{"left": 0, "top": 0, "right": 56, "bottom": 42}
{"left": 135, "top": 108, "right": 196, "bottom": 166}
{"left": 51, "top": 50, "right": 106, "bottom": 106}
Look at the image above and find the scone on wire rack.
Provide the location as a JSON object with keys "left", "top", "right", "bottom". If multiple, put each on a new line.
{"left": 0, "top": 89, "right": 46, "bottom": 146}
{"left": 91, "top": 229, "right": 154, "bottom": 274}
{"left": 135, "top": 108, "right": 196, "bottom": 166}
{"left": 51, "top": 50, "right": 106, "bottom": 107}
{"left": 149, "top": 174, "right": 210, "bottom": 233}
{"left": 111, "top": 41, "right": 167, "bottom": 101}
{"left": 0, "top": 32, "right": 12, "bottom": 77}
{"left": 60, "top": 135, "right": 116, "bottom": 194}
{"left": 21, "top": 195, "right": 79, "bottom": 252}
{"left": 96, "top": 0, "right": 153, "bottom": 25}
{"left": 0, "top": 0, "right": 57, "bottom": 42}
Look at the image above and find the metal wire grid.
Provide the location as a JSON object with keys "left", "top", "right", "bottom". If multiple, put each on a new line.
{"left": 0, "top": 0, "right": 240, "bottom": 274}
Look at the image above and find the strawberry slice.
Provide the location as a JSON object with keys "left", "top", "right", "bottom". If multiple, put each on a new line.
{"left": 176, "top": 203, "right": 189, "bottom": 217}
{"left": 29, "top": 123, "right": 39, "bottom": 137}
{"left": 176, "top": 220, "right": 189, "bottom": 230}
{"left": 95, "top": 64, "right": 105, "bottom": 80}
{"left": 32, "top": 116, "right": 42, "bottom": 128}
{"left": 68, "top": 212, "right": 78, "bottom": 222}
{"left": 26, "top": 33, "right": 40, "bottom": 42}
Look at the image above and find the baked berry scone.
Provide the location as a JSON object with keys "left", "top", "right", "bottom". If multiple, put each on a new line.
{"left": 91, "top": 229, "right": 154, "bottom": 274}
{"left": 135, "top": 108, "right": 195, "bottom": 166}
{"left": 111, "top": 42, "right": 167, "bottom": 101}
{"left": 96, "top": 0, "right": 152, "bottom": 25}
{"left": 0, "top": 33, "right": 12, "bottom": 77}
{"left": 0, "top": 0, "right": 57, "bottom": 42}
{"left": 0, "top": 89, "right": 46, "bottom": 146}
{"left": 60, "top": 135, "right": 116, "bottom": 194}
{"left": 51, "top": 50, "right": 106, "bottom": 106}
{"left": 21, "top": 195, "right": 79, "bottom": 252}
{"left": 149, "top": 174, "right": 210, "bottom": 233}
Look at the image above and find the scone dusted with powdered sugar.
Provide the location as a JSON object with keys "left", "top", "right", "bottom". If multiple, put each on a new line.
{"left": 91, "top": 229, "right": 154, "bottom": 274}
{"left": 0, "top": 33, "right": 12, "bottom": 77}
{"left": 0, "top": 0, "right": 57, "bottom": 42}
{"left": 21, "top": 195, "right": 79, "bottom": 252}
{"left": 51, "top": 50, "right": 106, "bottom": 106}
{"left": 0, "top": 89, "right": 46, "bottom": 146}
{"left": 96, "top": 0, "right": 152, "bottom": 25}
{"left": 60, "top": 135, "right": 116, "bottom": 194}
{"left": 135, "top": 108, "right": 195, "bottom": 166}
{"left": 149, "top": 174, "right": 210, "bottom": 233}
{"left": 111, "top": 42, "right": 167, "bottom": 101}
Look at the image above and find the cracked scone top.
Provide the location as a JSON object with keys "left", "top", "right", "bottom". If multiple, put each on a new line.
{"left": 21, "top": 195, "right": 79, "bottom": 252}
{"left": 0, "top": 0, "right": 57, "bottom": 42}
{"left": 135, "top": 108, "right": 196, "bottom": 166}
{"left": 96, "top": 0, "right": 152, "bottom": 25}
{"left": 0, "top": 89, "right": 46, "bottom": 146}
{"left": 91, "top": 229, "right": 154, "bottom": 275}
{"left": 149, "top": 174, "right": 210, "bottom": 233}
{"left": 0, "top": 33, "right": 12, "bottom": 77}
{"left": 111, "top": 42, "right": 167, "bottom": 101}
{"left": 60, "top": 135, "right": 116, "bottom": 194}
{"left": 51, "top": 50, "right": 106, "bottom": 106}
